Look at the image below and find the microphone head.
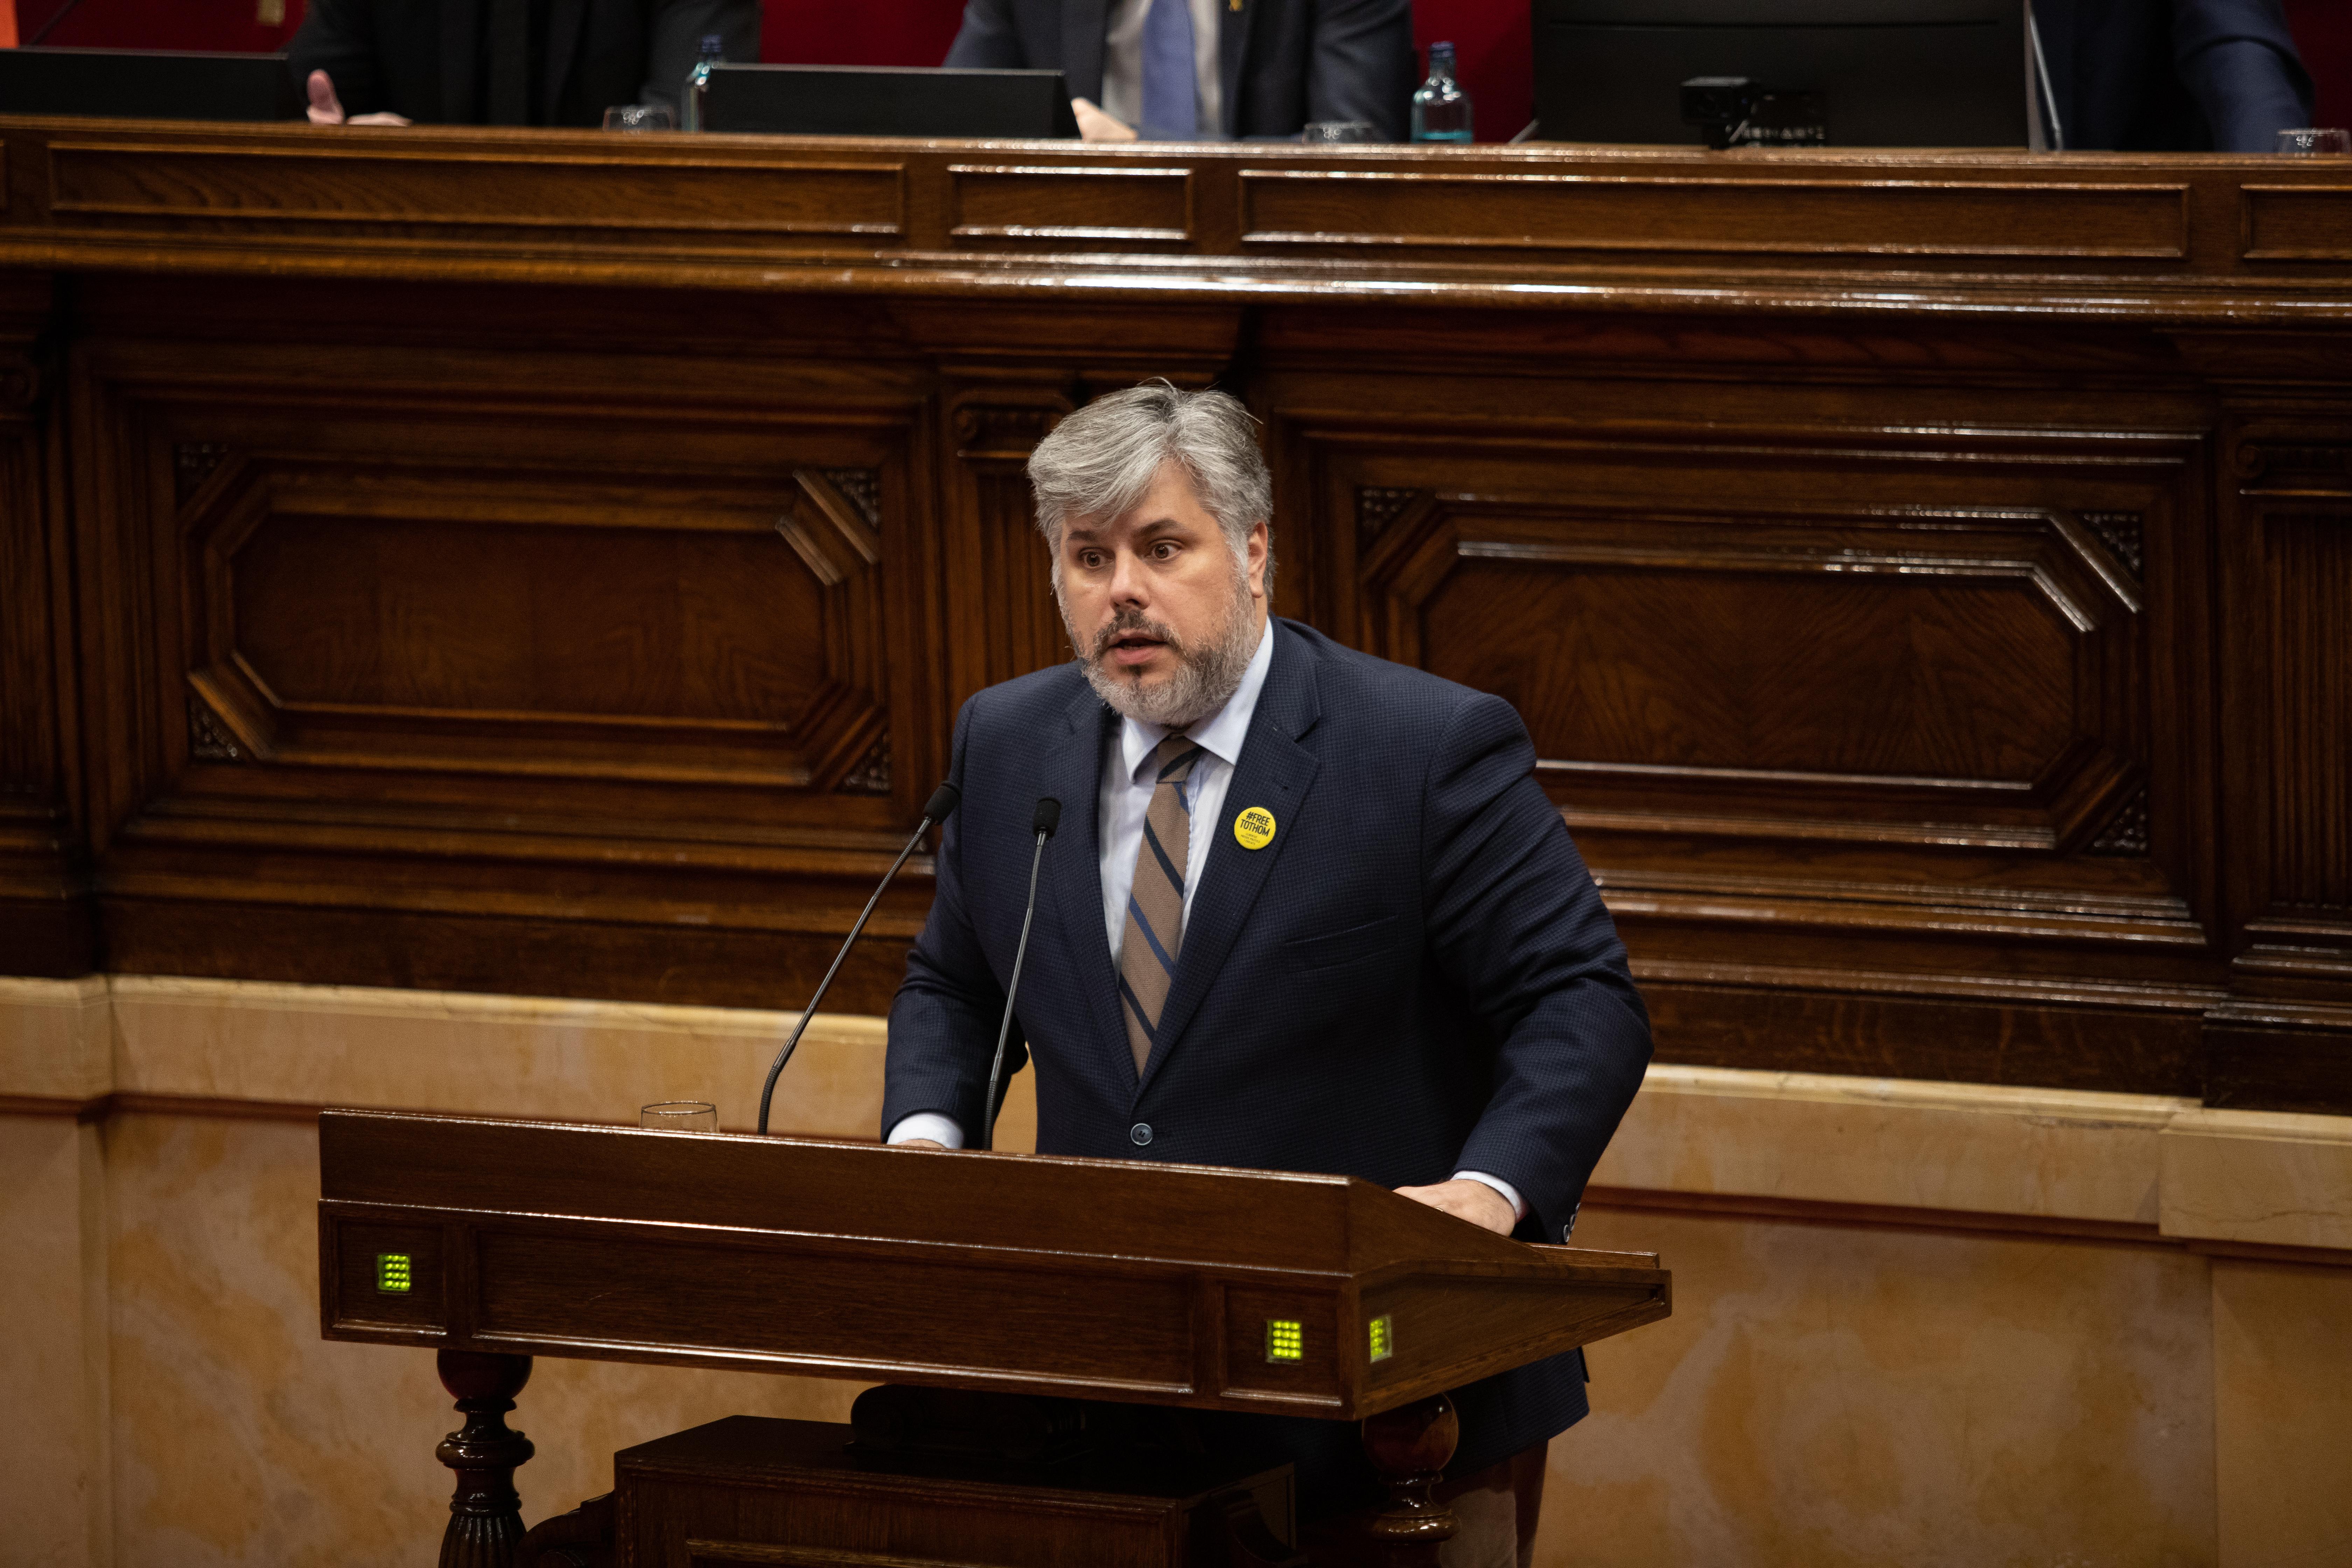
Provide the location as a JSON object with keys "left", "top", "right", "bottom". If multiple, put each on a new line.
{"left": 922, "top": 782, "right": 961, "bottom": 824}
{"left": 1032, "top": 796, "right": 1063, "bottom": 838}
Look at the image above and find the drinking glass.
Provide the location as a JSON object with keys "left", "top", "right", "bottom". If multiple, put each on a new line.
{"left": 604, "top": 104, "right": 677, "bottom": 133}
{"left": 1303, "top": 120, "right": 1379, "bottom": 145}
{"left": 641, "top": 1100, "right": 717, "bottom": 1132}
{"left": 2275, "top": 128, "right": 2350, "bottom": 155}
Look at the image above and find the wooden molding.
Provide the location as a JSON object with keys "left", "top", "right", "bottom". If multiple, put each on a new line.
{"left": 1582, "top": 1186, "right": 2352, "bottom": 1269}
{"left": 2, "top": 124, "right": 2349, "bottom": 317}
{"left": 0, "top": 126, "right": 2344, "bottom": 1106}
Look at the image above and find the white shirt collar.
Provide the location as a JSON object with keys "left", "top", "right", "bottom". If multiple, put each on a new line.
{"left": 1117, "top": 615, "right": 1275, "bottom": 782}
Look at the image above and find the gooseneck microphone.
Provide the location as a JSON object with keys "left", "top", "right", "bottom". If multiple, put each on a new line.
{"left": 982, "top": 797, "right": 1060, "bottom": 1152}
{"left": 757, "top": 780, "right": 960, "bottom": 1135}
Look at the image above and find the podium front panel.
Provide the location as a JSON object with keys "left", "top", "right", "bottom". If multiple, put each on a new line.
{"left": 319, "top": 1110, "right": 1670, "bottom": 1419}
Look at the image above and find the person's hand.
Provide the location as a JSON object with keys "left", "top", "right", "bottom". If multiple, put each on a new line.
{"left": 307, "top": 70, "right": 413, "bottom": 127}
{"left": 895, "top": 1139, "right": 950, "bottom": 1151}
{"left": 1394, "top": 1178, "right": 1516, "bottom": 1236}
{"left": 1072, "top": 97, "right": 1137, "bottom": 142}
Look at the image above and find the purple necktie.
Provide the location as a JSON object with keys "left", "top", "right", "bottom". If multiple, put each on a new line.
{"left": 1140, "top": 0, "right": 1198, "bottom": 140}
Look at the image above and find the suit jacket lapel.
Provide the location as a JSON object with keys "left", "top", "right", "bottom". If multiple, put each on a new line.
{"left": 440, "top": 0, "right": 481, "bottom": 125}
{"left": 1060, "top": 0, "right": 1108, "bottom": 107}
{"left": 1140, "top": 622, "right": 1321, "bottom": 1093}
{"left": 1043, "top": 683, "right": 1128, "bottom": 1081}
{"left": 541, "top": 0, "right": 589, "bottom": 124}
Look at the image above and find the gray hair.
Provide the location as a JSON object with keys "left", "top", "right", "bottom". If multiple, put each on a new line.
{"left": 1027, "top": 381, "right": 1275, "bottom": 594}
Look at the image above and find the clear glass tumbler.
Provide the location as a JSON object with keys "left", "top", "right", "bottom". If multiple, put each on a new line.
{"left": 604, "top": 104, "right": 677, "bottom": 133}
{"left": 641, "top": 1100, "right": 717, "bottom": 1132}
{"left": 2275, "top": 128, "right": 2351, "bottom": 155}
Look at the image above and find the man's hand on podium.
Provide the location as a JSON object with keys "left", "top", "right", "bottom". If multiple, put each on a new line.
{"left": 896, "top": 1139, "right": 949, "bottom": 1150}
{"left": 306, "top": 70, "right": 413, "bottom": 127}
{"left": 1071, "top": 98, "right": 1138, "bottom": 142}
{"left": 1394, "top": 1178, "right": 1516, "bottom": 1236}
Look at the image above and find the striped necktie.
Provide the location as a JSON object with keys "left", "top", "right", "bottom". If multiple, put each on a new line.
{"left": 1119, "top": 734, "right": 1205, "bottom": 1078}
{"left": 1139, "top": 0, "right": 1199, "bottom": 140}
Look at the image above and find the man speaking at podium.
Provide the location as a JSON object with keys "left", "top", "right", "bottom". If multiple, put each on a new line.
{"left": 882, "top": 383, "right": 1651, "bottom": 1565}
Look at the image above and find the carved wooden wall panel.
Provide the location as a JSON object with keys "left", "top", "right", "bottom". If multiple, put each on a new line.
{"left": 183, "top": 454, "right": 883, "bottom": 791}
{"left": 0, "top": 129, "right": 2347, "bottom": 1108}
{"left": 67, "top": 325, "right": 941, "bottom": 1008}
{"left": 941, "top": 394, "right": 1072, "bottom": 712}
{"left": 48, "top": 140, "right": 910, "bottom": 250}
{"left": 0, "top": 274, "right": 92, "bottom": 973}
{"left": 1276, "top": 360, "right": 2220, "bottom": 1095}
{"left": 2208, "top": 428, "right": 2352, "bottom": 1108}
{"left": 1237, "top": 171, "right": 2190, "bottom": 265}
{"left": 1361, "top": 493, "right": 2143, "bottom": 850}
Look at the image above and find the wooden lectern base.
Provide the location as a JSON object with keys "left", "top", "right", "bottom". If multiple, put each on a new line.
{"left": 436, "top": 1351, "right": 536, "bottom": 1568}
{"left": 518, "top": 1412, "right": 1304, "bottom": 1568}
{"left": 508, "top": 1392, "right": 1468, "bottom": 1568}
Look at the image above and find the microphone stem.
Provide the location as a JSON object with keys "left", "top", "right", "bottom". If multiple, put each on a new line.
{"left": 756, "top": 814, "right": 933, "bottom": 1135}
{"left": 982, "top": 828, "right": 1048, "bottom": 1152}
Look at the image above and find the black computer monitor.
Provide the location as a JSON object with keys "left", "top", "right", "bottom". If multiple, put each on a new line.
{"left": 0, "top": 47, "right": 304, "bottom": 122}
{"left": 1532, "top": 0, "right": 2029, "bottom": 148}
{"left": 700, "top": 66, "right": 1080, "bottom": 139}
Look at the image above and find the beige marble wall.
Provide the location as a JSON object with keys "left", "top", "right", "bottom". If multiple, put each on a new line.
{"left": 1549, "top": 1208, "right": 2218, "bottom": 1568}
{"left": 98, "top": 974, "right": 1034, "bottom": 1150}
{"left": 1598, "top": 1064, "right": 2187, "bottom": 1225}
{"left": 2211, "top": 1260, "right": 2352, "bottom": 1568}
{"left": 99, "top": 1112, "right": 863, "bottom": 1568}
{"left": 0, "top": 1114, "right": 110, "bottom": 1568}
{"left": 2162, "top": 1107, "right": 2352, "bottom": 1253}
{"left": 0, "top": 974, "right": 112, "bottom": 1100}
{"left": 5, "top": 976, "right": 2351, "bottom": 1568}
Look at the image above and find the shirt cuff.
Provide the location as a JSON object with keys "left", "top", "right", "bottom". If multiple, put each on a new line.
{"left": 1451, "top": 1169, "right": 1526, "bottom": 1222}
{"left": 887, "top": 1112, "right": 965, "bottom": 1149}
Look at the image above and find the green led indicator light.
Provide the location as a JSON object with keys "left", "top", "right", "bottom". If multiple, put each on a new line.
{"left": 375, "top": 1253, "right": 412, "bottom": 1294}
{"left": 1265, "top": 1319, "right": 1303, "bottom": 1363}
{"left": 1368, "top": 1314, "right": 1394, "bottom": 1363}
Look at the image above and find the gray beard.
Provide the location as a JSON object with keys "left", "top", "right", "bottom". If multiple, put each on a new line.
{"left": 1064, "top": 569, "right": 1260, "bottom": 730}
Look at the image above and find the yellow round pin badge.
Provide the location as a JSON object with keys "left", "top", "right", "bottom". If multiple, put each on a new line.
{"left": 1233, "top": 806, "right": 1277, "bottom": 851}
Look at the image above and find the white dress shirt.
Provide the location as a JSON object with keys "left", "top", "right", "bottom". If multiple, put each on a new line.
{"left": 888, "top": 617, "right": 1524, "bottom": 1223}
{"left": 1095, "top": 616, "right": 1274, "bottom": 957}
{"left": 1099, "top": 0, "right": 1224, "bottom": 138}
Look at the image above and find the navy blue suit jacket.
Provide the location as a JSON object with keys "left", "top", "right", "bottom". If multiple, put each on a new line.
{"left": 885, "top": 618, "right": 1653, "bottom": 1477}
{"left": 2038, "top": 0, "right": 2312, "bottom": 151}
{"left": 942, "top": 0, "right": 1416, "bottom": 142}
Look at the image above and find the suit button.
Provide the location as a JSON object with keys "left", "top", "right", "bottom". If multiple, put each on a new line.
{"left": 1129, "top": 1122, "right": 1153, "bottom": 1146}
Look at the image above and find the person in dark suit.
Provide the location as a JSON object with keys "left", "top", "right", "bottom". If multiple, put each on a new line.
{"left": 2035, "top": 0, "right": 2314, "bottom": 150}
{"left": 942, "top": 0, "right": 1415, "bottom": 141}
{"left": 288, "top": 0, "right": 758, "bottom": 127}
{"left": 882, "top": 383, "right": 1652, "bottom": 1565}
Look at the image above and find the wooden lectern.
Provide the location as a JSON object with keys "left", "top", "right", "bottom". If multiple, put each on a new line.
{"left": 318, "top": 1110, "right": 1670, "bottom": 1566}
